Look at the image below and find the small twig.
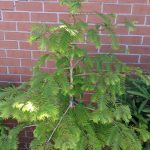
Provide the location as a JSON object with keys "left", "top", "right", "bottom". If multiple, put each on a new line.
{"left": 72, "top": 14, "right": 77, "bottom": 24}
{"left": 72, "top": 57, "right": 84, "bottom": 69}
{"left": 46, "top": 104, "right": 71, "bottom": 144}
{"left": 45, "top": 103, "right": 95, "bottom": 145}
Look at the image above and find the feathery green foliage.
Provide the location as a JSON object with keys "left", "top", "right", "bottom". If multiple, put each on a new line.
{"left": 0, "top": 0, "right": 149, "bottom": 150}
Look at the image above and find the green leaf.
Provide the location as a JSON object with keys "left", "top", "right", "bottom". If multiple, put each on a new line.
{"left": 142, "top": 108, "right": 150, "bottom": 113}
{"left": 60, "top": 0, "right": 83, "bottom": 13}
{"left": 138, "top": 99, "right": 148, "bottom": 114}
{"left": 87, "top": 29, "right": 101, "bottom": 48}
{"left": 110, "top": 32, "right": 119, "bottom": 49}
{"left": 124, "top": 20, "right": 136, "bottom": 32}
{"left": 34, "top": 54, "right": 49, "bottom": 70}
{"left": 127, "top": 91, "right": 149, "bottom": 99}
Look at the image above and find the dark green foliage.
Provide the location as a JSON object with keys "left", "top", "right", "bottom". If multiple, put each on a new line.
{"left": 120, "top": 76, "right": 150, "bottom": 150}
{"left": 0, "top": 118, "right": 23, "bottom": 150}
{"left": 0, "top": 0, "right": 148, "bottom": 150}
{"left": 60, "top": 0, "right": 84, "bottom": 13}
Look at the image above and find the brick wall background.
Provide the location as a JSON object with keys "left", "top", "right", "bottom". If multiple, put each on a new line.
{"left": 0, "top": 0, "right": 150, "bottom": 84}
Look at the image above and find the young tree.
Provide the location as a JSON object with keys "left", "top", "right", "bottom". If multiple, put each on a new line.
{"left": 0, "top": 0, "right": 149, "bottom": 150}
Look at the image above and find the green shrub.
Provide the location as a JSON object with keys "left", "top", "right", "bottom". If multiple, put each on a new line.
{"left": 120, "top": 76, "right": 150, "bottom": 150}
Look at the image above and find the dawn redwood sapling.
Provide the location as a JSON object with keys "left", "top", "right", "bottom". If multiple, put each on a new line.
{"left": 0, "top": 0, "right": 149, "bottom": 150}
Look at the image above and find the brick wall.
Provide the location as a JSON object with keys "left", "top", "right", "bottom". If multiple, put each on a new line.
{"left": 0, "top": 0, "right": 150, "bottom": 84}
{"left": 3, "top": 119, "right": 35, "bottom": 150}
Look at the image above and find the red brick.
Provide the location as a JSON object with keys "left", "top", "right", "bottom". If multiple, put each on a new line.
{"left": 0, "top": 32, "right": 4, "bottom": 40}
{"left": 0, "top": 41, "right": 18, "bottom": 49}
{"left": 32, "top": 51, "right": 45, "bottom": 59}
{"left": 131, "top": 26, "right": 150, "bottom": 36}
{"left": 87, "top": 25, "right": 97, "bottom": 31}
{"left": 146, "top": 16, "right": 150, "bottom": 25}
{"left": 117, "top": 15, "right": 145, "bottom": 25}
{"left": 23, "top": 126, "right": 35, "bottom": 132}
{"left": 128, "top": 64, "right": 150, "bottom": 71}
{"left": 118, "top": 0, "right": 147, "bottom": 4}
{"left": 59, "top": 14, "right": 86, "bottom": 23}
{"left": 31, "top": 13, "right": 57, "bottom": 22}
{"left": 18, "top": 143, "right": 29, "bottom": 149}
{"left": 16, "top": 2, "right": 42, "bottom": 11}
{"left": 3, "top": 119, "right": 18, "bottom": 128}
{"left": 139, "top": 64, "right": 150, "bottom": 71}
{"left": 7, "top": 50, "right": 31, "bottom": 58}
{"left": 0, "top": 12, "right": 2, "bottom": 20}
{"left": 44, "top": 2, "right": 68, "bottom": 12}
{"left": 21, "top": 59, "right": 36, "bottom": 67}
{"left": 0, "top": 58, "right": 20, "bottom": 66}
{"left": 87, "top": 15, "right": 102, "bottom": 24}
{"left": 133, "top": 5, "right": 150, "bottom": 15}
{"left": 0, "top": 75, "right": 20, "bottom": 82}
{"left": 129, "top": 46, "right": 150, "bottom": 54}
{"left": 143, "top": 37, "right": 150, "bottom": 45}
{"left": 19, "top": 42, "right": 39, "bottom": 50}
{"left": 26, "top": 131, "right": 34, "bottom": 137}
{"left": 8, "top": 67, "right": 32, "bottom": 75}
{"left": 0, "top": 22, "right": 16, "bottom": 30}
{"left": 116, "top": 54, "right": 139, "bottom": 63}
{"left": 46, "top": 60, "right": 55, "bottom": 68}
{"left": 101, "top": 26, "right": 128, "bottom": 35}
{"left": 81, "top": 3, "right": 101, "bottom": 13}
{"left": 118, "top": 36, "right": 141, "bottom": 45}
{"left": 3, "top": 12, "right": 29, "bottom": 21}
{"left": 0, "top": 1, "right": 14, "bottom": 10}
{"left": 5, "top": 32, "right": 29, "bottom": 41}
{"left": 21, "top": 75, "right": 31, "bottom": 82}
{"left": 140, "top": 56, "right": 150, "bottom": 63}
{"left": 19, "top": 136, "right": 33, "bottom": 143}
{"left": 0, "top": 50, "right": 6, "bottom": 57}
{"left": 18, "top": 129, "right": 26, "bottom": 138}
{"left": 100, "top": 45, "right": 126, "bottom": 53}
{"left": 103, "top": 4, "right": 131, "bottom": 14}
{"left": 42, "top": 68, "right": 56, "bottom": 74}
{"left": 83, "top": 93, "right": 92, "bottom": 103}
{"left": 17, "top": 23, "right": 32, "bottom": 32}
{"left": 78, "top": 44, "right": 98, "bottom": 53}
{"left": 140, "top": 64, "right": 150, "bottom": 71}
{"left": 0, "top": 67, "right": 7, "bottom": 74}
{"left": 101, "top": 35, "right": 138, "bottom": 46}
{"left": 101, "top": 36, "right": 111, "bottom": 44}
{"left": 114, "top": 26, "right": 129, "bottom": 35}
{"left": 40, "top": 0, "right": 58, "bottom": 2}
{"left": 88, "top": 0, "right": 116, "bottom": 2}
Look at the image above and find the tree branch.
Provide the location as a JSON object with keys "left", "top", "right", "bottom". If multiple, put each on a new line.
{"left": 46, "top": 104, "right": 71, "bottom": 144}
